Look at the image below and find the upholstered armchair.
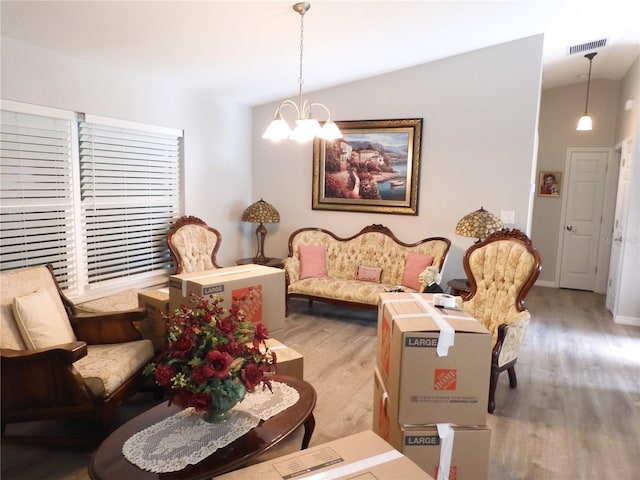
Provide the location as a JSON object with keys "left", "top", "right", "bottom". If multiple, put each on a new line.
{"left": 167, "top": 215, "right": 223, "bottom": 274}
{"left": 460, "top": 228, "right": 542, "bottom": 413}
{"left": 1, "top": 264, "right": 154, "bottom": 444}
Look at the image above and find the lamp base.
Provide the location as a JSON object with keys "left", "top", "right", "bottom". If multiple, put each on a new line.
{"left": 252, "top": 255, "right": 268, "bottom": 264}
{"left": 254, "top": 223, "right": 268, "bottom": 263}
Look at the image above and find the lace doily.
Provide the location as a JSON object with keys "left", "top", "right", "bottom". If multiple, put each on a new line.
{"left": 122, "top": 381, "right": 299, "bottom": 473}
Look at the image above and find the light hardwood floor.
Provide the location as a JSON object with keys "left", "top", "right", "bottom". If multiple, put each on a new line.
{"left": 2, "top": 286, "right": 639, "bottom": 479}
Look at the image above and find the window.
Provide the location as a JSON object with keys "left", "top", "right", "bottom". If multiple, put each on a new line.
{"left": 0, "top": 101, "right": 183, "bottom": 299}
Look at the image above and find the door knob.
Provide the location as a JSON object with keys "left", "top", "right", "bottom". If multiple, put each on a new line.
{"left": 566, "top": 225, "right": 573, "bottom": 231}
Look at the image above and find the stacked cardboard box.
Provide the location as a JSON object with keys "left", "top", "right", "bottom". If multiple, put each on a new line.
{"left": 216, "top": 430, "right": 435, "bottom": 480}
{"left": 138, "top": 287, "right": 170, "bottom": 350}
{"left": 373, "top": 292, "right": 493, "bottom": 480}
{"left": 137, "top": 286, "right": 302, "bottom": 377}
{"left": 169, "top": 264, "right": 286, "bottom": 341}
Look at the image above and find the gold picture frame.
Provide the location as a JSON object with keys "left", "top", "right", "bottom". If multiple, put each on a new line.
{"left": 312, "top": 118, "right": 423, "bottom": 215}
{"left": 538, "top": 171, "right": 562, "bottom": 197}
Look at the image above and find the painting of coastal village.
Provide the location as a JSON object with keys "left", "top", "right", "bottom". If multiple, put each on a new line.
{"left": 313, "top": 118, "right": 422, "bottom": 215}
{"left": 323, "top": 132, "right": 411, "bottom": 201}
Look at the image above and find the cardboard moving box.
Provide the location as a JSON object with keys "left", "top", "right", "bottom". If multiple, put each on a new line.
{"left": 373, "top": 367, "right": 491, "bottom": 480}
{"left": 216, "top": 430, "right": 434, "bottom": 480}
{"left": 169, "top": 264, "right": 285, "bottom": 335}
{"left": 138, "top": 287, "right": 170, "bottom": 349}
{"left": 261, "top": 338, "right": 304, "bottom": 380}
{"left": 377, "top": 292, "right": 492, "bottom": 426}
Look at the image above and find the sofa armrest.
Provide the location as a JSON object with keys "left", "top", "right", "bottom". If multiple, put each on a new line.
{"left": 1, "top": 342, "right": 97, "bottom": 421}
{"left": 1, "top": 341, "right": 88, "bottom": 364}
{"left": 69, "top": 307, "right": 147, "bottom": 344}
{"left": 493, "top": 311, "right": 530, "bottom": 368}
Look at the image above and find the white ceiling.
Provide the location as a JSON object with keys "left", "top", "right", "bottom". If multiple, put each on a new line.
{"left": 2, "top": 0, "right": 639, "bottom": 106}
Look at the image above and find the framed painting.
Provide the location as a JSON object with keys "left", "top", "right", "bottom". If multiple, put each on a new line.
{"left": 312, "top": 118, "right": 423, "bottom": 215}
{"left": 538, "top": 171, "right": 562, "bottom": 197}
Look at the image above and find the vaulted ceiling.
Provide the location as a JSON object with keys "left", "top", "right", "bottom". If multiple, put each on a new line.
{"left": 2, "top": 1, "right": 639, "bottom": 105}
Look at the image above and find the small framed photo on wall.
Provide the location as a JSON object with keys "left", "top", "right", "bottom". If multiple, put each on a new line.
{"left": 538, "top": 171, "right": 562, "bottom": 197}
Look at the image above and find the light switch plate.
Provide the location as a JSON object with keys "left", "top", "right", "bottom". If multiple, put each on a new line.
{"left": 500, "top": 210, "right": 515, "bottom": 224}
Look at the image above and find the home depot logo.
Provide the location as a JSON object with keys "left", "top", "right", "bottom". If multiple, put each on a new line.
{"left": 232, "top": 285, "right": 262, "bottom": 324}
{"left": 433, "top": 369, "right": 457, "bottom": 390}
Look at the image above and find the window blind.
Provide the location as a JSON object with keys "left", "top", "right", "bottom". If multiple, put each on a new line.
{"left": 0, "top": 107, "right": 78, "bottom": 291}
{"left": 78, "top": 116, "right": 181, "bottom": 285}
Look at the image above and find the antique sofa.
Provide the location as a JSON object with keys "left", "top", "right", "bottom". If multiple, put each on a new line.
{"left": 283, "top": 224, "right": 451, "bottom": 314}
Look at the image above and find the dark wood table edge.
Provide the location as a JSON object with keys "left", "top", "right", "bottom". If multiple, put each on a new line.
{"left": 88, "top": 375, "right": 316, "bottom": 480}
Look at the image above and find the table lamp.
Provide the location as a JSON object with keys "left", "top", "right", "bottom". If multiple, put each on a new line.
{"left": 455, "top": 206, "right": 503, "bottom": 243}
{"left": 241, "top": 199, "right": 280, "bottom": 264}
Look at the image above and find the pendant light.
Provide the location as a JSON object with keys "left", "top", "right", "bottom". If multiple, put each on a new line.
{"left": 262, "top": 2, "right": 342, "bottom": 142}
{"left": 576, "top": 52, "right": 597, "bottom": 131}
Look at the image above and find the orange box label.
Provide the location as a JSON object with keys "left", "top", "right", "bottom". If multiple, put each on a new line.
{"left": 433, "top": 369, "right": 457, "bottom": 391}
{"left": 380, "top": 314, "right": 391, "bottom": 377}
{"left": 232, "top": 285, "right": 263, "bottom": 324}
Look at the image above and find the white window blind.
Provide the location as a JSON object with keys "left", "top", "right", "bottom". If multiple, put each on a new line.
{"left": 1, "top": 101, "right": 183, "bottom": 299}
{"left": 78, "top": 115, "right": 181, "bottom": 285}
{"left": 0, "top": 105, "right": 78, "bottom": 291}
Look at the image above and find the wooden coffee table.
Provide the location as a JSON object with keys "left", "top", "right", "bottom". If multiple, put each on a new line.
{"left": 88, "top": 375, "right": 316, "bottom": 480}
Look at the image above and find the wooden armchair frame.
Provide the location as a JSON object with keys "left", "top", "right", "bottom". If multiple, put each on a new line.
{"left": 462, "top": 228, "right": 542, "bottom": 413}
{"left": 166, "top": 215, "right": 223, "bottom": 274}
{"left": 1, "top": 265, "right": 151, "bottom": 446}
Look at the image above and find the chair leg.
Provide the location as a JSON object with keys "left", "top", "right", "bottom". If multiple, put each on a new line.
{"left": 507, "top": 365, "right": 518, "bottom": 388}
{"left": 488, "top": 365, "right": 499, "bottom": 414}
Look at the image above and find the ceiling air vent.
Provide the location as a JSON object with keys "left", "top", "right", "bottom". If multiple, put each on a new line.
{"left": 567, "top": 38, "right": 608, "bottom": 56}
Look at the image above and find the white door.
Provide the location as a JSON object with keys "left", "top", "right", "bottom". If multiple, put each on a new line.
{"left": 559, "top": 149, "right": 609, "bottom": 290}
{"left": 606, "top": 139, "right": 632, "bottom": 313}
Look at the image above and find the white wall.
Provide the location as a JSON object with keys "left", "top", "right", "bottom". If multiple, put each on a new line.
{"left": 1, "top": 37, "right": 253, "bottom": 267}
{"left": 252, "top": 35, "right": 544, "bottom": 284}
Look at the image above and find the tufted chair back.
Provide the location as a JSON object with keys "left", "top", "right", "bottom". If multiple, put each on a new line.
{"left": 461, "top": 228, "right": 541, "bottom": 413}
{"left": 462, "top": 229, "right": 541, "bottom": 342}
{"left": 167, "top": 215, "right": 223, "bottom": 274}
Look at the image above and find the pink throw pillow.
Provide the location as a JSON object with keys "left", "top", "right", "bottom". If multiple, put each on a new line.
{"left": 356, "top": 265, "right": 382, "bottom": 283}
{"left": 401, "top": 252, "right": 434, "bottom": 290}
{"left": 299, "top": 245, "right": 327, "bottom": 279}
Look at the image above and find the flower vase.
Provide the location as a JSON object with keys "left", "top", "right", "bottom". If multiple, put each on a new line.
{"left": 202, "top": 383, "right": 247, "bottom": 423}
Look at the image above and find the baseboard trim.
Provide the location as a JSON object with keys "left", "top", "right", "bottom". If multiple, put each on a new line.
{"left": 535, "top": 280, "right": 556, "bottom": 288}
{"left": 614, "top": 315, "right": 640, "bottom": 327}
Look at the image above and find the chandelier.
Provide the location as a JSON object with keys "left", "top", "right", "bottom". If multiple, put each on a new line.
{"left": 262, "top": 2, "right": 342, "bottom": 143}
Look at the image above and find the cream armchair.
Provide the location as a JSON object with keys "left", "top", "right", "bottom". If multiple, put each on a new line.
{"left": 461, "top": 228, "right": 542, "bottom": 413}
{"left": 1, "top": 264, "right": 154, "bottom": 445}
{"left": 167, "top": 215, "right": 223, "bottom": 273}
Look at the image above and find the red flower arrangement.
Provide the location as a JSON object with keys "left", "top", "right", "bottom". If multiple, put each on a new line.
{"left": 144, "top": 293, "right": 277, "bottom": 413}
